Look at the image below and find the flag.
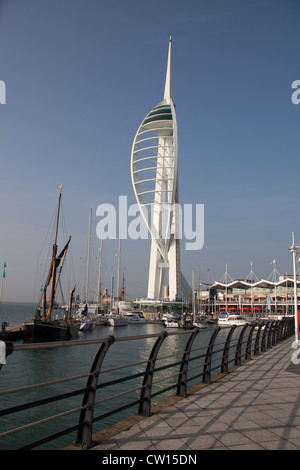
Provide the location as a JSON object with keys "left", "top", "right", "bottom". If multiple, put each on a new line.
{"left": 2, "top": 262, "right": 6, "bottom": 278}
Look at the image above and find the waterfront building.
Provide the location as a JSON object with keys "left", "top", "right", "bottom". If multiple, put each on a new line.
{"left": 196, "top": 276, "right": 300, "bottom": 316}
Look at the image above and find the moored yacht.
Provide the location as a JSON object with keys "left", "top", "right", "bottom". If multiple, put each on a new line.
{"left": 122, "top": 311, "right": 147, "bottom": 323}
{"left": 106, "top": 314, "right": 128, "bottom": 326}
{"left": 218, "top": 313, "right": 247, "bottom": 327}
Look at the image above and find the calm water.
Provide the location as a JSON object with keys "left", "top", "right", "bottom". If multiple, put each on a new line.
{"left": 0, "top": 302, "right": 232, "bottom": 450}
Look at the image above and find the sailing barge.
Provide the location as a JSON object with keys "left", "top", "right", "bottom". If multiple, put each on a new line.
{"left": 23, "top": 186, "right": 77, "bottom": 342}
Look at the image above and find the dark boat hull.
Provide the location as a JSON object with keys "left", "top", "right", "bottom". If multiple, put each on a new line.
{"left": 23, "top": 321, "right": 75, "bottom": 342}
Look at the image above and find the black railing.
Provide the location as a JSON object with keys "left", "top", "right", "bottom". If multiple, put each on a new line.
{"left": 0, "top": 318, "right": 294, "bottom": 450}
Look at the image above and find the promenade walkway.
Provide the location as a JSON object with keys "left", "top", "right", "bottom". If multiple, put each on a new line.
{"left": 90, "top": 338, "right": 300, "bottom": 450}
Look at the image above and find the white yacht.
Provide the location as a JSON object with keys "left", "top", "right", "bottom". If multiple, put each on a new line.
{"left": 164, "top": 320, "right": 180, "bottom": 328}
{"left": 163, "top": 313, "right": 181, "bottom": 328}
{"left": 218, "top": 313, "right": 247, "bottom": 327}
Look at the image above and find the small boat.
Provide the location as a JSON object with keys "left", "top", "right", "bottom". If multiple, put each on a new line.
{"left": 162, "top": 312, "right": 181, "bottom": 328}
{"left": 122, "top": 311, "right": 147, "bottom": 323}
{"left": 23, "top": 187, "right": 78, "bottom": 342}
{"left": 218, "top": 313, "right": 247, "bottom": 327}
{"left": 79, "top": 319, "right": 95, "bottom": 331}
{"left": 164, "top": 320, "right": 180, "bottom": 328}
{"left": 193, "top": 321, "right": 207, "bottom": 329}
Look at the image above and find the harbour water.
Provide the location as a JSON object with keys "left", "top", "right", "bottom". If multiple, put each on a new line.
{"left": 0, "top": 302, "right": 226, "bottom": 450}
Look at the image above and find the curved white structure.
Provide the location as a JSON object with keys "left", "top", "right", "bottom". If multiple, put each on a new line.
{"left": 131, "top": 37, "right": 180, "bottom": 301}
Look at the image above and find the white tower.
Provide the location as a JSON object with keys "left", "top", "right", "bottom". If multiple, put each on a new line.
{"left": 131, "top": 37, "right": 180, "bottom": 301}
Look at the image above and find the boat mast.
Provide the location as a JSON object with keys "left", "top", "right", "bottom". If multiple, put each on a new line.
{"left": 54, "top": 236, "right": 71, "bottom": 293}
{"left": 116, "top": 235, "right": 121, "bottom": 314}
{"left": 225, "top": 264, "right": 228, "bottom": 313}
{"left": 121, "top": 271, "right": 126, "bottom": 300}
{"left": 110, "top": 276, "right": 114, "bottom": 314}
{"left": 46, "top": 185, "right": 62, "bottom": 321}
{"left": 66, "top": 284, "right": 76, "bottom": 322}
{"left": 198, "top": 265, "right": 201, "bottom": 313}
{"left": 85, "top": 208, "right": 92, "bottom": 302}
{"left": 97, "top": 235, "right": 103, "bottom": 304}
{"left": 192, "top": 269, "right": 195, "bottom": 317}
{"left": 0, "top": 262, "right": 6, "bottom": 304}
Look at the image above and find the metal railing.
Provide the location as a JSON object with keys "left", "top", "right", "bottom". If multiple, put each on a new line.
{"left": 0, "top": 318, "right": 294, "bottom": 450}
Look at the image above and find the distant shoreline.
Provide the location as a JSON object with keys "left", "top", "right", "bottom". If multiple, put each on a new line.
{"left": 0, "top": 300, "right": 38, "bottom": 306}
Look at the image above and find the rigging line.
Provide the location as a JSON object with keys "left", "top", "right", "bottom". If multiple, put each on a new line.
{"left": 57, "top": 199, "right": 75, "bottom": 296}
{"left": 58, "top": 278, "right": 66, "bottom": 306}
{"left": 36, "top": 203, "right": 58, "bottom": 260}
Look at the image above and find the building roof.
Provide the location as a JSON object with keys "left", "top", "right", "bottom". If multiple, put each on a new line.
{"left": 208, "top": 278, "right": 300, "bottom": 291}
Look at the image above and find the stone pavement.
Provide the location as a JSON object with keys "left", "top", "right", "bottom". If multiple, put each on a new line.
{"left": 91, "top": 338, "right": 300, "bottom": 450}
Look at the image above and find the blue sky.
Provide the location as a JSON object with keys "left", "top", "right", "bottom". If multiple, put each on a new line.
{"left": 0, "top": 0, "right": 299, "bottom": 302}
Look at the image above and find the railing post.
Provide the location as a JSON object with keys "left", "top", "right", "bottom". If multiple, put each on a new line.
{"left": 272, "top": 321, "right": 279, "bottom": 345}
{"left": 283, "top": 318, "right": 288, "bottom": 338}
{"left": 177, "top": 329, "right": 199, "bottom": 397}
{"left": 261, "top": 321, "right": 270, "bottom": 352}
{"left": 277, "top": 319, "right": 284, "bottom": 342}
{"left": 138, "top": 330, "right": 168, "bottom": 417}
{"left": 289, "top": 317, "right": 294, "bottom": 338}
{"left": 288, "top": 318, "right": 293, "bottom": 338}
{"left": 278, "top": 319, "right": 285, "bottom": 342}
{"left": 267, "top": 321, "right": 274, "bottom": 349}
{"left": 235, "top": 324, "right": 248, "bottom": 366}
{"left": 254, "top": 323, "right": 263, "bottom": 355}
{"left": 0, "top": 341, "right": 14, "bottom": 372}
{"left": 76, "top": 335, "right": 115, "bottom": 448}
{"left": 203, "top": 327, "right": 220, "bottom": 384}
{"left": 245, "top": 324, "right": 256, "bottom": 360}
{"left": 221, "top": 326, "right": 236, "bottom": 373}
{"left": 284, "top": 318, "right": 293, "bottom": 339}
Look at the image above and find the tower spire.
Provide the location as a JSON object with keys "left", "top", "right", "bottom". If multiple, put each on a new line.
{"left": 163, "top": 36, "right": 174, "bottom": 103}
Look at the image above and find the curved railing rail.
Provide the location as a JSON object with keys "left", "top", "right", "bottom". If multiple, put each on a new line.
{"left": 0, "top": 318, "right": 294, "bottom": 450}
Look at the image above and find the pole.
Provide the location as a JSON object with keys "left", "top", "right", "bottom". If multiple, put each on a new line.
{"left": 85, "top": 208, "right": 92, "bottom": 302}
{"left": 47, "top": 187, "right": 62, "bottom": 320}
{"left": 290, "top": 232, "right": 299, "bottom": 343}
{"left": 192, "top": 269, "right": 195, "bottom": 318}
{"left": 274, "top": 260, "right": 277, "bottom": 313}
{"left": 225, "top": 264, "right": 228, "bottom": 313}
{"left": 116, "top": 235, "right": 120, "bottom": 314}
{"left": 97, "top": 236, "right": 103, "bottom": 305}
{"left": 110, "top": 276, "right": 114, "bottom": 314}
{"left": 0, "top": 262, "right": 5, "bottom": 303}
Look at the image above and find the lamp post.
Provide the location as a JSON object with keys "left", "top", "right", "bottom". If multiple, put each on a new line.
{"left": 289, "top": 232, "right": 300, "bottom": 342}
